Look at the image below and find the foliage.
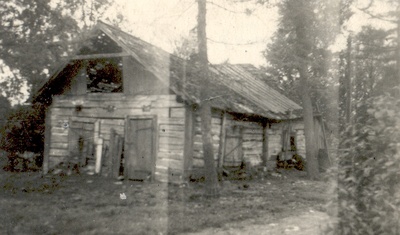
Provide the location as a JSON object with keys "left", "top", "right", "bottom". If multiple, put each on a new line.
{"left": 330, "top": 90, "right": 400, "bottom": 234}
{"left": 0, "top": 104, "right": 46, "bottom": 155}
{"left": 0, "top": 96, "right": 12, "bottom": 128}
{"left": 0, "top": 0, "right": 114, "bottom": 101}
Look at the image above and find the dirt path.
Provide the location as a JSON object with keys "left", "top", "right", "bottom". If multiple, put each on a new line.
{"left": 183, "top": 210, "right": 330, "bottom": 235}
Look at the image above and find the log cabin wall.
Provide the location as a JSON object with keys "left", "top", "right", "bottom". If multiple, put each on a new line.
{"left": 44, "top": 94, "right": 186, "bottom": 181}
{"left": 266, "top": 120, "right": 306, "bottom": 162}
{"left": 190, "top": 111, "right": 265, "bottom": 171}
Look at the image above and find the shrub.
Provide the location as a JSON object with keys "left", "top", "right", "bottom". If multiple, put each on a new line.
{"left": 0, "top": 104, "right": 45, "bottom": 166}
{"left": 329, "top": 92, "right": 400, "bottom": 234}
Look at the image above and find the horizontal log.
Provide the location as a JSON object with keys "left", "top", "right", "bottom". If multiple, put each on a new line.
{"left": 169, "top": 108, "right": 185, "bottom": 118}
{"left": 70, "top": 116, "right": 97, "bottom": 123}
{"left": 51, "top": 108, "right": 76, "bottom": 116}
{"left": 157, "top": 151, "right": 184, "bottom": 161}
{"left": 100, "top": 119, "right": 125, "bottom": 126}
{"left": 157, "top": 158, "right": 183, "bottom": 170}
{"left": 50, "top": 134, "right": 69, "bottom": 143}
{"left": 159, "top": 124, "right": 185, "bottom": 132}
{"left": 49, "top": 149, "right": 70, "bottom": 156}
{"left": 159, "top": 136, "right": 185, "bottom": 145}
{"left": 158, "top": 143, "right": 185, "bottom": 151}
{"left": 53, "top": 96, "right": 183, "bottom": 109}
{"left": 50, "top": 143, "right": 69, "bottom": 149}
{"left": 158, "top": 117, "right": 185, "bottom": 125}
{"left": 72, "top": 107, "right": 170, "bottom": 119}
{"left": 159, "top": 131, "right": 184, "bottom": 139}
{"left": 51, "top": 127, "right": 68, "bottom": 134}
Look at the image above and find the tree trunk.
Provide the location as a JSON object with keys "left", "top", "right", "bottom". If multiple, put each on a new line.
{"left": 197, "top": 0, "right": 219, "bottom": 197}
{"left": 292, "top": 0, "right": 319, "bottom": 180}
{"left": 299, "top": 68, "right": 319, "bottom": 180}
{"left": 397, "top": 17, "right": 400, "bottom": 96}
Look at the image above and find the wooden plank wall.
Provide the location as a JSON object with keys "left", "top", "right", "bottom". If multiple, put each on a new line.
{"left": 46, "top": 94, "right": 186, "bottom": 183}
{"left": 267, "top": 120, "right": 307, "bottom": 161}
{"left": 192, "top": 112, "right": 265, "bottom": 169}
{"left": 241, "top": 122, "right": 264, "bottom": 166}
{"left": 192, "top": 114, "right": 222, "bottom": 168}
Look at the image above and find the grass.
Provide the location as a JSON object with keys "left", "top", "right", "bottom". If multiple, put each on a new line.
{"left": 0, "top": 154, "right": 329, "bottom": 235}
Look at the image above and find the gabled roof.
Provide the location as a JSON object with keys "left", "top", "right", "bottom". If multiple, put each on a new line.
{"left": 34, "top": 21, "right": 301, "bottom": 120}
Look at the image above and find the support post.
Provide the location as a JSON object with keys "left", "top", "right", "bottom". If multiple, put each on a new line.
{"left": 262, "top": 121, "right": 269, "bottom": 165}
{"left": 217, "top": 112, "right": 228, "bottom": 168}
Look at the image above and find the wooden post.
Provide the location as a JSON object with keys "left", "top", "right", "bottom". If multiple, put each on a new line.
{"left": 217, "top": 112, "right": 227, "bottom": 168}
{"left": 262, "top": 122, "right": 269, "bottom": 165}
{"left": 42, "top": 107, "right": 52, "bottom": 174}
{"left": 108, "top": 129, "right": 116, "bottom": 177}
{"left": 183, "top": 105, "right": 195, "bottom": 178}
{"left": 112, "top": 135, "right": 123, "bottom": 179}
{"left": 95, "top": 138, "right": 103, "bottom": 174}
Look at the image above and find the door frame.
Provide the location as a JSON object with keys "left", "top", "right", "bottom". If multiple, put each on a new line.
{"left": 124, "top": 115, "right": 157, "bottom": 181}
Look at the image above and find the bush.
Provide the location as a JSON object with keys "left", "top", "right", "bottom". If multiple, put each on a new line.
{"left": 330, "top": 92, "right": 400, "bottom": 234}
{"left": 0, "top": 104, "right": 45, "bottom": 167}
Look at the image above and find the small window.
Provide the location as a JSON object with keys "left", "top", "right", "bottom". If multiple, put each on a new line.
{"left": 86, "top": 57, "right": 123, "bottom": 93}
{"left": 290, "top": 135, "right": 296, "bottom": 151}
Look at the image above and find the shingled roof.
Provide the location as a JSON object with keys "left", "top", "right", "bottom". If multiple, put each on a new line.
{"left": 34, "top": 21, "right": 301, "bottom": 120}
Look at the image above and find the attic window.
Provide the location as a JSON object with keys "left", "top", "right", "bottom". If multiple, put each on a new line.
{"left": 86, "top": 57, "right": 123, "bottom": 93}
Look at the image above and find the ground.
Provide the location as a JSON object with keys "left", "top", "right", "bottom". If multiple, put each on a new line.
{"left": 0, "top": 152, "right": 335, "bottom": 235}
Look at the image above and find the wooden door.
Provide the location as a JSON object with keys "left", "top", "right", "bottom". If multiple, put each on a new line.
{"left": 223, "top": 125, "right": 243, "bottom": 167}
{"left": 124, "top": 117, "right": 156, "bottom": 180}
{"left": 68, "top": 121, "right": 95, "bottom": 167}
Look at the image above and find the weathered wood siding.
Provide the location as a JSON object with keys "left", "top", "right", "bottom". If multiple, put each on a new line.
{"left": 266, "top": 120, "right": 306, "bottom": 161}
{"left": 192, "top": 113, "right": 222, "bottom": 168}
{"left": 45, "top": 93, "right": 186, "bottom": 183}
{"left": 191, "top": 111, "right": 265, "bottom": 169}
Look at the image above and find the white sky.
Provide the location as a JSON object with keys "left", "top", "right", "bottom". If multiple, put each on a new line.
{"left": 105, "top": 0, "right": 279, "bottom": 66}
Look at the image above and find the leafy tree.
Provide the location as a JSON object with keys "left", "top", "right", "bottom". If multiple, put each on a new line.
{"left": 265, "top": 0, "right": 340, "bottom": 179}
{"left": 0, "top": 96, "right": 12, "bottom": 134}
{"left": 355, "top": 0, "right": 400, "bottom": 93}
{"left": 0, "top": 104, "right": 45, "bottom": 154}
{"left": 331, "top": 92, "right": 400, "bottom": 235}
{"left": 0, "top": 0, "right": 114, "bottom": 102}
{"left": 334, "top": 10, "right": 400, "bottom": 235}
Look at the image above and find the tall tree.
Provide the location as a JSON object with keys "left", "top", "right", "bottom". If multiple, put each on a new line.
{"left": 356, "top": 0, "right": 400, "bottom": 94}
{"left": 197, "top": 0, "right": 220, "bottom": 197}
{"left": 0, "top": 0, "right": 114, "bottom": 102}
{"left": 266, "top": 0, "right": 340, "bottom": 179}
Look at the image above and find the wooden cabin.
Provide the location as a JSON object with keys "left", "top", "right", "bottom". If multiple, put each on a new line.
{"left": 33, "top": 21, "right": 322, "bottom": 183}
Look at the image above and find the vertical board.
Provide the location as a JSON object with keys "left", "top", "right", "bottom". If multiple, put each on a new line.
{"left": 223, "top": 126, "right": 243, "bottom": 167}
{"left": 43, "top": 107, "right": 53, "bottom": 174}
{"left": 111, "top": 134, "right": 123, "bottom": 179}
{"left": 183, "top": 105, "right": 194, "bottom": 176}
{"left": 124, "top": 117, "right": 155, "bottom": 180}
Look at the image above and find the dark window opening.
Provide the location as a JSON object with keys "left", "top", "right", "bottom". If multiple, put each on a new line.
{"left": 86, "top": 57, "right": 123, "bottom": 93}
{"left": 290, "top": 135, "right": 296, "bottom": 151}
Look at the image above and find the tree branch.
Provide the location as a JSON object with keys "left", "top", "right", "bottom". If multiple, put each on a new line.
{"left": 206, "top": 1, "right": 254, "bottom": 15}
{"left": 207, "top": 37, "right": 263, "bottom": 45}
{"left": 357, "top": 7, "right": 397, "bottom": 23}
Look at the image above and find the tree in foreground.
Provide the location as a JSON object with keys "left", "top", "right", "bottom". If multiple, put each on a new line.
{"left": 196, "top": 0, "right": 220, "bottom": 197}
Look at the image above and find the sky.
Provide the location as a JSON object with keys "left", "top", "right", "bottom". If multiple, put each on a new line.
{"left": 105, "top": 0, "right": 279, "bottom": 66}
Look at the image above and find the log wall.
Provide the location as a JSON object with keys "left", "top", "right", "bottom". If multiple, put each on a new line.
{"left": 191, "top": 112, "right": 265, "bottom": 169}
{"left": 44, "top": 93, "right": 186, "bottom": 183}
